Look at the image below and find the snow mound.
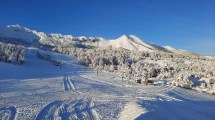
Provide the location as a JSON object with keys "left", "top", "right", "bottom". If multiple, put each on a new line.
{"left": 118, "top": 102, "right": 148, "bottom": 120}
{"left": 168, "top": 72, "right": 194, "bottom": 89}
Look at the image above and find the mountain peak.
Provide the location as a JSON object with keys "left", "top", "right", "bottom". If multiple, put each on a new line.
{"left": 117, "top": 34, "right": 146, "bottom": 44}
{"left": 129, "top": 34, "right": 141, "bottom": 40}
{"left": 5, "top": 24, "right": 33, "bottom": 33}
{"left": 119, "top": 34, "right": 130, "bottom": 39}
{"left": 7, "top": 24, "right": 22, "bottom": 28}
{"left": 0, "top": 24, "right": 40, "bottom": 43}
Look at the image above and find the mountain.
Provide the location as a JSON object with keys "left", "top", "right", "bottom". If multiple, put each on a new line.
{"left": 163, "top": 46, "right": 199, "bottom": 56}
{"left": 0, "top": 24, "right": 40, "bottom": 42}
{"left": 0, "top": 24, "right": 186, "bottom": 53}
{"left": 109, "top": 35, "right": 163, "bottom": 52}
{"left": 0, "top": 25, "right": 100, "bottom": 47}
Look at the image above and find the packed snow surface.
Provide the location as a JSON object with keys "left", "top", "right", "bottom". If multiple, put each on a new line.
{"left": 0, "top": 48, "right": 215, "bottom": 120}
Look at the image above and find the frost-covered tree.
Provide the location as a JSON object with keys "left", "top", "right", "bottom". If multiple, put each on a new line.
{"left": 52, "top": 44, "right": 215, "bottom": 94}
{"left": 0, "top": 42, "right": 25, "bottom": 64}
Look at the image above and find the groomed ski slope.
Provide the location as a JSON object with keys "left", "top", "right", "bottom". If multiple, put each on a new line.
{"left": 0, "top": 47, "right": 215, "bottom": 120}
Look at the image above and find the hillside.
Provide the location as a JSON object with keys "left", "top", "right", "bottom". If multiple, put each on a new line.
{"left": 0, "top": 47, "right": 215, "bottom": 120}
{"left": 0, "top": 24, "right": 188, "bottom": 54}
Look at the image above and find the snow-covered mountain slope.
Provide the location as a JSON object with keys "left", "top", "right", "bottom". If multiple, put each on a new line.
{"left": 0, "top": 25, "right": 102, "bottom": 47}
{"left": 163, "top": 46, "right": 178, "bottom": 52}
{"left": 164, "top": 46, "right": 197, "bottom": 55}
{"left": 0, "top": 24, "right": 184, "bottom": 53}
{"left": 108, "top": 35, "right": 169, "bottom": 52}
{"left": 0, "top": 25, "right": 40, "bottom": 43}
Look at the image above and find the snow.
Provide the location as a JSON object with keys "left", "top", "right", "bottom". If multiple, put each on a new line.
{"left": 163, "top": 46, "right": 178, "bottom": 52}
{"left": 1, "top": 47, "right": 215, "bottom": 120}
{"left": 109, "top": 35, "right": 156, "bottom": 52}
{"left": 97, "top": 34, "right": 175, "bottom": 52}
{"left": 118, "top": 102, "right": 148, "bottom": 120}
{"left": 0, "top": 25, "right": 40, "bottom": 43}
{"left": 164, "top": 46, "right": 194, "bottom": 55}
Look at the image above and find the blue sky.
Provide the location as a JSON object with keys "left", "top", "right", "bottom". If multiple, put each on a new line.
{"left": 0, "top": 0, "right": 215, "bottom": 55}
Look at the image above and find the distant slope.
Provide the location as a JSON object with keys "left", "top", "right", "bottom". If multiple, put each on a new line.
{"left": 0, "top": 25, "right": 40, "bottom": 43}
{"left": 163, "top": 46, "right": 198, "bottom": 55}
{"left": 0, "top": 24, "right": 101, "bottom": 47}
{"left": 0, "top": 24, "right": 191, "bottom": 54}
{"left": 109, "top": 35, "right": 154, "bottom": 52}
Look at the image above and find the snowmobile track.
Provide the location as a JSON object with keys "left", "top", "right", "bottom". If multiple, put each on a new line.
{"left": 36, "top": 100, "right": 63, "bottom": 120}
{"left": 36, "top": 99, "right": 101, "bottom": 120}
{"left": 0, "top": 106, "right": 17, "bottom": 120}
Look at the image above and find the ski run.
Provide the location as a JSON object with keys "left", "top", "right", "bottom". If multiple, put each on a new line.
{"left": 1, "top": 47, "right": 215, "bottom": 120}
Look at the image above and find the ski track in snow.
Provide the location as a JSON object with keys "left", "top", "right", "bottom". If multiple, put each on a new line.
{"left": 63, "top": 75, "right": 76, "bottom": 92}
{"left": 0, "top": 106, "right": 16, "bottom": 120}
{"left": 36, "top": 99, "right": 101, "bottom": 120}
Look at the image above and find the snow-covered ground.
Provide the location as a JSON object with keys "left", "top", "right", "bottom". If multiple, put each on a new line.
{"left": 0, "top": 48, "right": 215, "bottom": 120}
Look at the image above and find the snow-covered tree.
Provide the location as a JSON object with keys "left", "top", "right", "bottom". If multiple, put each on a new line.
{"left": 0, "top": 42, "right": 25, "bottom": 64}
